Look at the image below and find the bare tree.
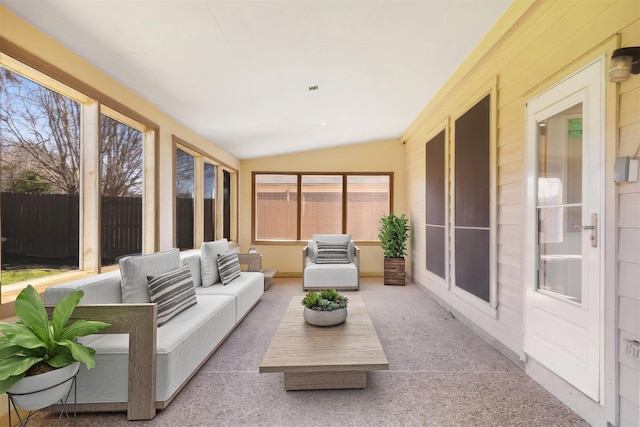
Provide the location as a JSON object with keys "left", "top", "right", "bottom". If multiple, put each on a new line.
{"left": 0, "top": 68, "right": 80, "bottom": 194}
{"left": 0, "top": 67, "right": 142, "bottom": 196}
{"left": 176, "top": 148, "right": 195, "bottom": 198}
{"left": 100, "top": 115, "right": 142, "bottom": 197}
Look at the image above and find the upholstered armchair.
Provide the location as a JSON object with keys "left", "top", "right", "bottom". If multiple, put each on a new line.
{"left": 302, "top": 234, "right": 360, "bottom": 291}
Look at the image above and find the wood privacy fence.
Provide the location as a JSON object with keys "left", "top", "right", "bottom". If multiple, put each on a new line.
{"left": 255, "top": 191, "right": 389, "bottom": 241}
{"left": 1, "top": 193, "right": 156, "bottom": 264}
{"left": 175, "top": 198, "right": 215, "bottom": 250}
{"left": 2, "top": 193, "right": 80, "bottom": 260}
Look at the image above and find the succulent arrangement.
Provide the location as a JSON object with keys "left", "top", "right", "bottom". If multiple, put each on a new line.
{"left": 301, "top": 289, "right": 348, "bottom": 311}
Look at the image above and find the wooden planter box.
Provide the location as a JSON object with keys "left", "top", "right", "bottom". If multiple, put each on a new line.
{"left": 384, "top": 257, "right": 405, "bottom": 286}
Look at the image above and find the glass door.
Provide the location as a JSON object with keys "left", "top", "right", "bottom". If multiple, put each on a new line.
{"left": 524, "top": 59, "right": 604, "bottom": 402}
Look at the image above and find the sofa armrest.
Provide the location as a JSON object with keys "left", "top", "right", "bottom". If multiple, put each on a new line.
{"left": 46, "top": 303, "right": 158, "bottom": 421}
{"left": 353, "top": 244, "right": 360, "bottom": 270}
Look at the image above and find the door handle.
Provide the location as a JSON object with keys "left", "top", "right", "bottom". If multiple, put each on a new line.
{"left": 573, "top": 213, "right": 597, "bottom": 247}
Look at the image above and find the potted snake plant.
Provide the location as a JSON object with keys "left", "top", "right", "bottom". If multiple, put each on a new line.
{"left": 0, "top": 285, "right": 110, "bottom": 410}
{"left": 378, "top": 213, "right": 410, "bottom": 285}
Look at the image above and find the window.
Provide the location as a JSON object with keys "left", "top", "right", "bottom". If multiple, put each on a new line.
{"left": 0, "top": 66, "right": 81, "bottom": 286}
{"left": 203, "top": 162, "right": 216, "bottom": 242}
{"left": 223, "top": 170, "right": 232, "bottom": 241}
{"left": 253, "top": 172, "right": 392, "bottom": 242}
{"left": 454, "top": 94, "right": 491, "bottom": 303}
{"left": 346, "top": 175, "right": 390, "bottom": 241}
{"left": 173, "top": 137, "right": 237, "bottom": 247}
{"left": 425, "top": 130, "right": 447, "bottom": 279}
{"left": 255, "top": 174, "right": 298, "bottom": 240}
{"left": 0, "top": 54, "right": 154, "bottom": 298}
{"left": 100, "top": 113, "right": 143, "bottom": 265}
{"left": 175, "top": 148, "right": 195, "bottom": 250}
{"left": 301, "top": 175, "right": 342, "bottom": 236}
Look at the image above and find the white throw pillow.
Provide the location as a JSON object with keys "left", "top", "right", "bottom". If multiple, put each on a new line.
{"left": 200, "top": 239, "right": 230, "bottom": 287}
{"left": 119, "top": 248, "right": 181, "bottom": 303}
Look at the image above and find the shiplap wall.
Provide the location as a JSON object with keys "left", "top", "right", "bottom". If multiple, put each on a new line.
{"left": 402, "top": 1, "right": 640, "bottom": 425}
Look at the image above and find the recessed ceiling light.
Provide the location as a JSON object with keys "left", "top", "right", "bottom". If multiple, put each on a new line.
{"left": 320, "top": 122, "right": 327, "bottom": 126}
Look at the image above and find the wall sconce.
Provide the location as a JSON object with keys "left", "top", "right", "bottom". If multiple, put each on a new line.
{"left": 609, "top": 47, "right": 640, "bottom": 82}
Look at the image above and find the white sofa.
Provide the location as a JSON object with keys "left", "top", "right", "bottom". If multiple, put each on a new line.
{"left": 302, "top": 233, "right": 360, "bottom": 291}
{"left": 43, "top": 239, "right": 263, "bottom": 420}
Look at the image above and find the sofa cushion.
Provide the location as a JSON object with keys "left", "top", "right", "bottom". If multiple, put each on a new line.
{"left": 217, "top": 251, "right": 241, "bottom": 285}
{"left": 201, "top": 239, "right": 230, "bottom": 287}
{"left": 195, "top": 272, "right": 264, "bottom": 323}
{"left": 180, "top": 249, "right": 202, "bottom": 287}
{"left": 315, "top": 241, "right": 350, "bottom": 264}
{"left": 147, "top": 265, "right": 198, "bottom": 326}
{"left": 120, "top": 248, "right": 181, "bottom": 303}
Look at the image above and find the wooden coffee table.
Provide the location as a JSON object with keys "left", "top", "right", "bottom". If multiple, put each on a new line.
{"left": 259, "top": 295, "right": 389, "bottom": 390}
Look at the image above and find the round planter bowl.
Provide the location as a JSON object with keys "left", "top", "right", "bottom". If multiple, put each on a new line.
{"left": 8, "top": 362, "right": 80, "bottom": 410}
{"left": 303, "top": 307, "right": 347, "bottom": 327}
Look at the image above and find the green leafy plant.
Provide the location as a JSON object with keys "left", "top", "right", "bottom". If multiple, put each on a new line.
{"left": 378, "top": 213, "right": 410, "bottom": 258}
{"left": 0, "top": 285, "right": 110, "bottom": 393}
{"left": 301, "top": 289, "right": 348, "bottom": 311}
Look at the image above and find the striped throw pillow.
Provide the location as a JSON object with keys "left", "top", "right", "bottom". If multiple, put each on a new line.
{"left": 315, "top": 241, "right": 350, "bottom": 264}
{"left": 147, "top": 264, "right": 197, "bottom": 326}
{"left": 217, "top": 251, "right": 241, "bottom": 285}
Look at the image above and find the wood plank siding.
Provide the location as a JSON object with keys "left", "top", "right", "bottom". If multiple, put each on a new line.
{"left": 402, "top": 1, "right": 640, "bottom": 425}
{"left": 617, "top": 40, "right": 640, "bottom": 427}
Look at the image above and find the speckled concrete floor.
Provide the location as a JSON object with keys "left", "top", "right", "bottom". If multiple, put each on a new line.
{"left": 31, "top": 278, "right": 589, "bottom": 427}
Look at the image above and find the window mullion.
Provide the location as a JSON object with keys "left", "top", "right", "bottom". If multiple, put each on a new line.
{"left": 296, "top": 174, "right": 302, "bottom": 241}
{"left": 342, "top": 174, "right": 347, "bottom": 234}
{"left": 81, "top": 101, "right": 100, "bottom": 273}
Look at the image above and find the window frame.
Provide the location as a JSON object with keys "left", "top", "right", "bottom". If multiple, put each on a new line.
{"left": 0, "top": 43, "right": 158, "bottom": 306}
{"left": 448, "top": 82, "right": 498, "bottom": 317}
{"left": 252, "top": 171, "right": 393, "bottom": 244}
{"left": 98, "top": 106, "right": 147, "bottom": 267}
{"left": 172, "top": 136, "right": 238, "bottom": 248}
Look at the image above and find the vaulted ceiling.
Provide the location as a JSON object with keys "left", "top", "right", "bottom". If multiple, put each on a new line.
{"left": 2, "top": 0, "right": 512, "bottom": 159}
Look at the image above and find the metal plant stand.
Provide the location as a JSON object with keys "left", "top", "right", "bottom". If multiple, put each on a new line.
{"left": 7, "top": 373, "right": 77, "bottom": 427}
